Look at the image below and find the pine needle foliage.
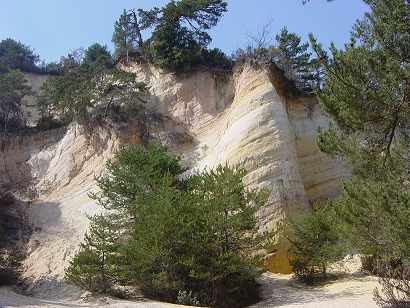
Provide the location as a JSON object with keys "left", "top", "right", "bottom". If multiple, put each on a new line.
{"left": 311, "top": 0, "right": 410, "bottom": 304}
{"left": 66, "top": 142, "right": 269, "bottom": 307}
{"left": 288, "top": 203, "right": 346, "bottom": 284}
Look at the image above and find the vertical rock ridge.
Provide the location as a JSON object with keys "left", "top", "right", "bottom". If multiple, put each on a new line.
{"left": 2, "top": 62, "right": 351, "bottom": 297}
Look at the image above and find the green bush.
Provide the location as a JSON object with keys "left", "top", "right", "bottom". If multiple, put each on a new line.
{"left": 201, "top": 48, "right": 234, "bottom": 70}
{"left": 0, "top": 38, "right": 39, "bottom": 72}
{"left": 288, "top": 203, "right": 346, "bottom": 284}
{"left": 66, "top": 142, "right": 269, "bottom": 307}
{"left": 177, "top": 290, "right": 200, "bottom": 306}
{"left": 112, "top": 1, "right": 228, "bottom": 74}
{"left": 37, "top": 58, "right": 146, "bottom": 126}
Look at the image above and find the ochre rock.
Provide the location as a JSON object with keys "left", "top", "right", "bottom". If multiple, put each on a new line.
{"left": 1, "top": 61, "right": 350, "bottom": 297}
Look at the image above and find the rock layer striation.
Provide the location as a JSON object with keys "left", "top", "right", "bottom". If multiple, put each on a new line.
{"left": 1, "top": 61, "right": 350, "bottom": 297}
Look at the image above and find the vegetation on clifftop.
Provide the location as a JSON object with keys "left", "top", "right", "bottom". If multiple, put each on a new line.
{"left": 37, "top": 51, "right": 146, "bottom": 128}
{"left": 111, "top": 0, "right": 232, "bottom": 73}
{"left": 4, "top": 1, "right": 410, "bottom": 307}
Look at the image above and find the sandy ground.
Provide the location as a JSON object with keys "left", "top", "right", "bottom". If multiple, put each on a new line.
{"left": 250, "top": 272, "right": 379, "bottom": 308}
{"left": 0, "top": 272, "right": 380, "bottom": 308}
{"left": 0, "top": 286, "right": 185, "bottom": 308}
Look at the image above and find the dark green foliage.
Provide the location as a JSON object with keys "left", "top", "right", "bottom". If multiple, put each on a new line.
{"left": 65, "top": 214, "right": 120, "bottom": 293}
{"left": 274, "top": 27, "right": 315, "bottom": 89}
{"left": 200, "top": 48, "right": 233, "bottom": 70}
{"left": 0, "top": 65, "right": 32, "bottom": 133}
{"left": 65, "top": 246, "right": 106, "bottom": 293}
{"left": 176, "top": 290, "right": 200, "bottom": 306}
{"left": 0, "top": 188, "right": 24, "bottom": 286}
{"left": 90, "top": 141, "right": 185, "bottom": 218}
{"left": 112, "top": 9, "right": 141, "bottom": 58}
{"left": 37, "top": 56, "right": 146, "bottom": 125}
{"left": 113, "top": 0, "right": 230, "bottom": 73}
{"left": 334, "top": 176, "right": 410, "bottom": 262}
{"left": 311, "top": 0, "right": 410, "bottom": 253}
{"left": 310, "top": 0, "right": 410, "bottom": 169}
{"left": 145, "top": 0, "right": 228, "bottom": 73}
{"left": 36, "top": 60, "right": 63, "bottom": 75}
{"left": 0, "top": 38, "right": 39, "bottom": 72}
{"left": 234, "top": 25, "right": 318, "bottom": 89}
{"left": 148, "top": 22, "right": 202, "bottom": 73}
{"left": 176, "top": 165, "right": 267, "bottom": 306}
{"left": 288, "top": 203, "right": 345, "bottom": 283}
{"left": 83, "top": 43, "right": 111, "bottom": 64}
{"left": 66, "top": 142, "right": 268, "bottom": 307}
{"left": 311, "top": 0, "right": 410, "bottom": 304}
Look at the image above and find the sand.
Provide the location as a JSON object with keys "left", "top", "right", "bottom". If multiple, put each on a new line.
{"left": 0, "top": 272, "right": 381, "bottom": 308}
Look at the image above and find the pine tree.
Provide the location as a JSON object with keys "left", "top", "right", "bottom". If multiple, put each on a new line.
{"left": 0, "top": 38, "right": 39, "bottom": 72}
{"left": 82, "top": 43, "right": 111, "bottom": 64}
{"left": 135, "top": 0, "right": 228, "bottom": 72}
{"left": 0, "top": 65, "right": 32, "bottom": 133}
{"left": 111, "top": 10, "right": 140, "bottom": 58}
{"left": 37, "top": 56, "right": 145, "bottom": 124}
{"left": 274, "top": 27, "right": 315, "bottom": 89}
{"left": 66, "top": 142, "right": 269, "bottom": 307}
{"left": 288, "top": 203, "right": 346, "bottom": 283}
{"left": 65, "top": 215, "right": 120, "bottom": 293}
{"left": 311, "top": 0, "right": 410, "bottom": 303}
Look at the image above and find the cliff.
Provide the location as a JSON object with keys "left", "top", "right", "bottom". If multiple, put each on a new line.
{"left": 22, "top": 73, "right": 48, "bottom": 127}
{"left": 1, "top": 61, "right": 350, "bottom": 297}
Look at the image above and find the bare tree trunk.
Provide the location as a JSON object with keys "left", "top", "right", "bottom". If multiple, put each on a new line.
{"left": 129, "top": 9, "right": 144, "bottom": 48}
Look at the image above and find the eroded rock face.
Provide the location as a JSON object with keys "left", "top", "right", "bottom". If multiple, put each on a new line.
{"left": 20, "top": 124, "right": 120, "bottom": 298}
{"left": 127, "top": 62, "right": 350, "bottom": 272}
{"left": 0, "top": 128, "right": 66, "bottom": 185}
{"left": 4, "top": 61, "right": 350, "bottom": 297}
{"left": 22, "top": 73, "right": 48, "bottom": 126}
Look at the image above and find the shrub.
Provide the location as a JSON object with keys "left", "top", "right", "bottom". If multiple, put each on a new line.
{"left": 200, "top": 48, "right": 234, "bottom": 70}
{"left": 66, "top": 142, "right": 269, "bottom": 307}
{"left": 288, "top": 203, "right": 346, "bottom": 284}
{"left": 37, "top": 58, "right": 146, "bottom": 127}
{"left": 177, "top": 290, "right": 200, "bottom": 306}
{"left": 373, "top": 258, "right": 410, "bottom": 307}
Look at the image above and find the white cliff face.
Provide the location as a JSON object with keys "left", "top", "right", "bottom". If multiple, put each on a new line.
{"left": 10, "top": 61, "right": 350, "bottom": 297}
{"left": 287, "top": 98, "right": 351, "bottom": 203}
{"left": 22, "top": 73, "right": 48, "bottom": 126}
{"left": 128, "top": 62, "right": 349, "bottom": 272}
{"left": 0, "top": 128, "right": 66, "bottom": 185}
{"left": 21, "top": 124, "right": 120, "bottom": 298}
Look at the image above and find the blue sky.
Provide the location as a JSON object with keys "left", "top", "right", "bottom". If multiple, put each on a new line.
{"left": 0, "top": 0, "right": 368, "bottom": 63}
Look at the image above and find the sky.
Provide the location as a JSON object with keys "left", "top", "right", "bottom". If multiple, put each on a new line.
{"left": 0, "top": 0, "right": 368, "bottom": 63}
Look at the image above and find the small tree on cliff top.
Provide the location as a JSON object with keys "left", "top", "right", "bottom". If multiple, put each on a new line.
{"left": 37, "top": 55, "right": 146, "bottom": 125}
{"left": 112, "top": 9, "right": 141, "bottom": 58}
{"left": 112, "top": 0, "right": 229, "bottom": 73}
{"left": 0, "top": 38, "right": 39, "bottom": 72}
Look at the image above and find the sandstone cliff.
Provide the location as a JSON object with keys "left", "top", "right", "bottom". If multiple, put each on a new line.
{"left": 22, "top": 73, "right": 48, "bottom": 126}
{"left": 1, "top": 61, "right": 350, "bottom": 297}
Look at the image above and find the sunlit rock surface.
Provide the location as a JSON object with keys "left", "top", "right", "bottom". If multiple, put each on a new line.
{"left": 0, "top": 61, "right": 350, "bottom": 297}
